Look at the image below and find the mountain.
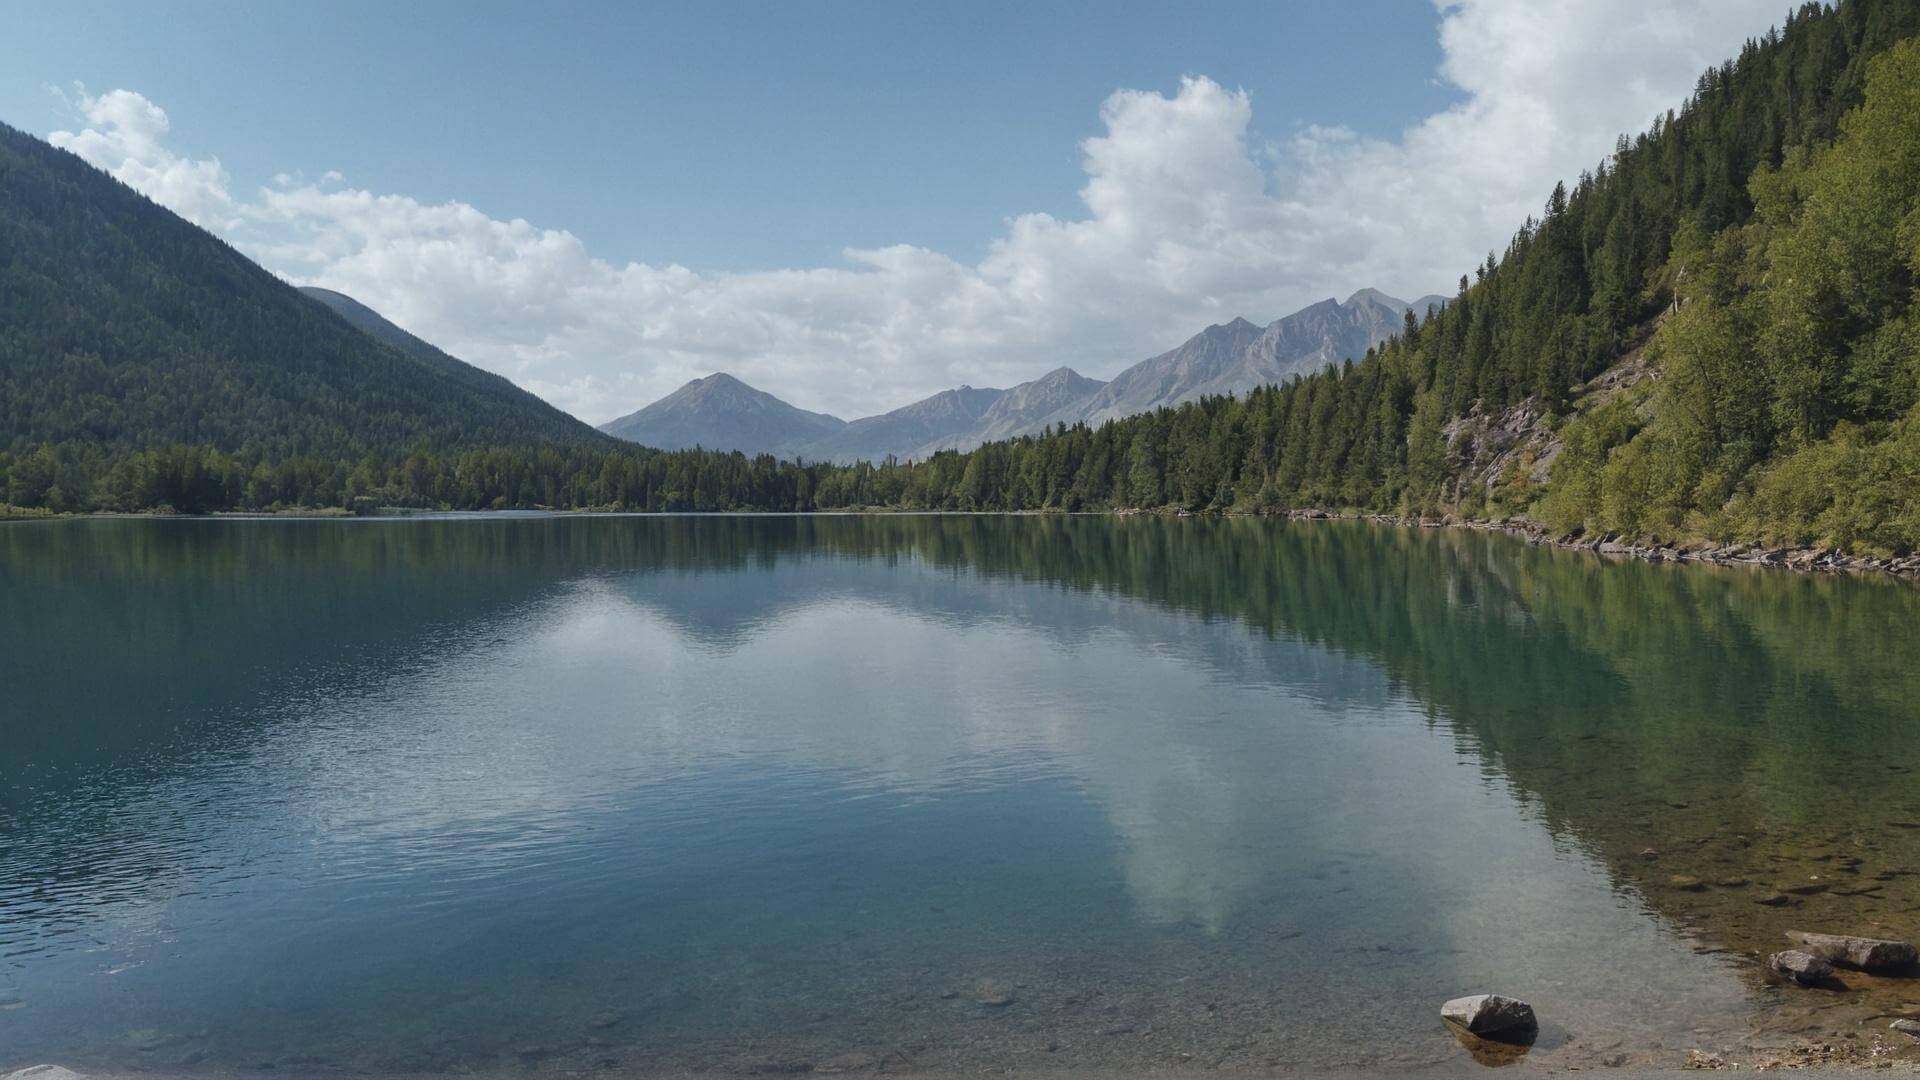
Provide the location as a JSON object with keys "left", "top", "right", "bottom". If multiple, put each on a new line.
{"left": 805, "top": 368, "right": 1113, "bottom": 462}
{"left": 599, "top": 291, "right": 1424, "bottom": 462}
{"left": 758, "top": 0, "right": 1920, "bottom": 543}
{"left": 5, "top": 0, "right": 1916, "bottom": 541}
{"left": 802, "top": 384, "right": 1004, "bottom": 463}
{"left": 0, "top": 121, "right": 607, "bottom": 468}
{"left": 599, "top": 373, "right": 845, "bottom": 455}
{"left": 955, "top": 366, "right": 1108, "bottom": 449}
{"left": 1061, "top": 289, "right": 1427, "bottom": 427}
{"left": 1064, "top": 317, "right": 1265, "bottom": 429}
{"left": 1243, "top": 288, "right": 1415, "bottom": 378}
{"left": 297, "top": 286, "right": 587, "bottom": 425}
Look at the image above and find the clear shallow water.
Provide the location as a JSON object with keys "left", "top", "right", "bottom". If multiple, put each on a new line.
{"left": 3, "top": 515, "right": 1919, "bottom": 1074}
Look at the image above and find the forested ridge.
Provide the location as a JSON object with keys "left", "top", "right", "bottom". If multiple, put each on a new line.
{"left": 0, "top": 114, "right": 632, "bottom": 510}
{"left": 6, "top": 0, "right": 1920, "bottom": 552}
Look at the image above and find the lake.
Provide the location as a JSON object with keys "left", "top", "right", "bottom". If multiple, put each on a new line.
{"left": 3, "top": 515, "right": 1919, "bottom": 1074}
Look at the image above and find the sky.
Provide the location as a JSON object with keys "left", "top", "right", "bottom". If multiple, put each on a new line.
{"left": 4, "top": 0, "right": 1786, "bottom": 423}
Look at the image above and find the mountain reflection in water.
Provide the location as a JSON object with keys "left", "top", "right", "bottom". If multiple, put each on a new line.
{"left": 2, "top": 515, "right": 1916, "bottom": 1073}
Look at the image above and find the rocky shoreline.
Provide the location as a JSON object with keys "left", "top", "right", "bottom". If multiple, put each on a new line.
{"left": 1273, "top": 508, "right": 1920, "bottom": 580}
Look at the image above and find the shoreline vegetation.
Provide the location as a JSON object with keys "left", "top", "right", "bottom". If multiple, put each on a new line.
{"left": 10, "top": 502, "right": 1920, "bottom": 584}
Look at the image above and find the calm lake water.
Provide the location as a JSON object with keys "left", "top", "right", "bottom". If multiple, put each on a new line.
{"left": 3, "top": 515, "right": 1919, "bottom": 1074}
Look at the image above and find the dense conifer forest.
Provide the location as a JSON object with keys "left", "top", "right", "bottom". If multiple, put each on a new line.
{"left": 5, "top": 1, "right": 1920, "bottom": 551}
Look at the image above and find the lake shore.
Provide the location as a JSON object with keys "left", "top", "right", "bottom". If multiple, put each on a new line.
{"left": 20, "top": 1057, "right": 1920, "bottom": 1078}
{"left": 13, "top": 504, "right": 1917, "bottom": 583}
{"left": 1259, "top": 507, "right": 1920, "bottom": 581}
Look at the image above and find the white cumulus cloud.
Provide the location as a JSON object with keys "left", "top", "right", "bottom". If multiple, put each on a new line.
{"left": 46, "top": 0, "right": 1781, "bottom": 424}
{"left": 49, "top": 87, "right": 240, "bottom": 233}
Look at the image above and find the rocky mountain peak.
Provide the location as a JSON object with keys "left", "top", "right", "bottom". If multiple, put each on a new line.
{"left": 596, "top": 288, "right": 1435, "bottom": 461}
{"left": 1343, "top": 287, "right": 1405, "bottom": 310}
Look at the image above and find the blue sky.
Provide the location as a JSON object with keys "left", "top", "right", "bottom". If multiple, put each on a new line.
{"left": 4, "top": 1, "right": 1455, "bottom": 271}
{"left": 4, "top": 1, "right": 1782, "bottom": 422}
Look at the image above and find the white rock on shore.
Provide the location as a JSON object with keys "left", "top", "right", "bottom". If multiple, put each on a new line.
{"left": 1440, "top": 994, "right": 1538, "bottom": 1041}
{"left": 5, "top": 1067, "right": 88, "bottom": 1080}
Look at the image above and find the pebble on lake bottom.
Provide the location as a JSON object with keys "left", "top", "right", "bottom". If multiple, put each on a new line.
{"left": 971, "top": 979, "right": 1017, "bottom": 1007}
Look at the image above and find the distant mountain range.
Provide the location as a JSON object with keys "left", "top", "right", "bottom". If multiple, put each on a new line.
{"left": 598, "top": 289, "right": 1447, "bottom": 461}
{"left": 1, "top": 109, "right": 1439, "bottom": 476}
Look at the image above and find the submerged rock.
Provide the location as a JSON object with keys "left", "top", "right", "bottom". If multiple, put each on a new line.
{"left": 1892, "top": 1019, "right": 1920, "bottom": 1041}
{"left": 1440, "top": 994, "right": 1538, "bottom": 1042}
{"left": 123, "top": 1029, "right": 182, "bottom": 1052}
{"left": 1784, "top": 931, "right": 1918, "bottom": 972}
{"left": 1769, "top": 950, "right": 1836, "bottom": 986}
{"left": 971, "top": 979, "right": 1016, "bottom": 1007}
{"left": 5, "top": 1069, "right": 87, "bottom": 1080}
{"left": 1668, "top": 875, "right": 1707, "bottom": 892}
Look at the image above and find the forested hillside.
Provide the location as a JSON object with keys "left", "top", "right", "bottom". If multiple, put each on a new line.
{"left": 823, "top": 0, "right": 1920, "bottom": 551}
{"left": 0, "top": 122, "right": 615, "bottom": 510}
{"left": 297, "top": 285, "right": 588, "bottom": 416}
{"left": 5, "top": 0, "right": 1920, "bottom": 551}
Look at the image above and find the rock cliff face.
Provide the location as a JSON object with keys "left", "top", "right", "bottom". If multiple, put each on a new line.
{"left": 1440, "top": 341, "right": 1657, "bottom": 506}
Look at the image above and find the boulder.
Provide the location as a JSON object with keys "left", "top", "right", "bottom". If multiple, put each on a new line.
{"left": 1440, "top": 994, "right": 1538, "bottom": 1042}
{"left": 1769, "top": 950, "right": 1836, "bottom": 985}
{"left": 1892, "top": 1019, "right": 1920, "bottom": 1041}
{"left": 1784, "top": 931, "right": 1918, "bottom": 972}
